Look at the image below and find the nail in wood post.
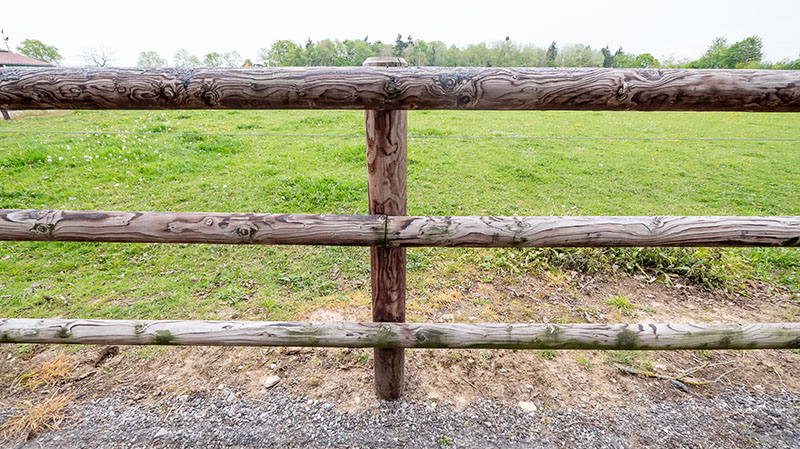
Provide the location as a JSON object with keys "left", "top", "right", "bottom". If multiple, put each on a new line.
{"left": 363, "top": 56, "right": 408, "bottom": 400}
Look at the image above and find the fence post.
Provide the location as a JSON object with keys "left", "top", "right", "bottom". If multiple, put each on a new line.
{"left": 363, "top": 56, "right": 408, "bottom": 400}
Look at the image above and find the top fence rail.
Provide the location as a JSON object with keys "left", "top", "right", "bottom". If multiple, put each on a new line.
{"left": 1, "top": 67, "right": 799, "bottom": 112}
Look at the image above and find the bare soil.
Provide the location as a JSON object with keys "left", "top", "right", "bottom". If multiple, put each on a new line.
{"left": 1, "top": 272, "right": 798, "bottom": 446}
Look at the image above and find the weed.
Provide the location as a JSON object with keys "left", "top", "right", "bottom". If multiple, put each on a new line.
{"left": 605, "top": 295, "right": 638, "bottom": 317}
{"left": 538, "top": 350, "right": 557, "bottom": 360}
{"left": 13, "top": 353, "right": 73, "bottom": 391}
{"left": 0, "top": 392, "right": 74, "bottom": 442}
{"left": 575, "top": 355, "right": 593, "bottom": 370}
{"left": 604, "top": 350, "right": 654, "bottom": 371}
{"left": 439, "top": 435, "right": 454, "bottom": 446}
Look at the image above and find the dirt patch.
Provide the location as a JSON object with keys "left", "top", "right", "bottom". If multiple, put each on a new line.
{"left": 1, "top": 272, "right": 798, "bottom": 420}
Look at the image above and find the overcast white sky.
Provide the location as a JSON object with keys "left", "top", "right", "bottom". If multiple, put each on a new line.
{"left": 3, "top": 0, "right": 799, "bottom": 66}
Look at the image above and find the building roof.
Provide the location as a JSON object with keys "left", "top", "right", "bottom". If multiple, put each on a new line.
{"left": 0, "top": 49, "right": 53, "bottom": 67}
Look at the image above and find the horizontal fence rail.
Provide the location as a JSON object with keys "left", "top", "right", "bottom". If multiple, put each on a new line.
{"left": 1, "top": 67, "right": 799, "bottom": 112}
{"left": 1, "top": 210, "right": 798, "bottom": 247}
{"left": 2, "top": 319, "right": 799, "bottom": 350}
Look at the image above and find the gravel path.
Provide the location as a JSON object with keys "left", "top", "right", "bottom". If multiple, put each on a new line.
{"left": 4, "top": 387, "right": 798, "bottom": 448}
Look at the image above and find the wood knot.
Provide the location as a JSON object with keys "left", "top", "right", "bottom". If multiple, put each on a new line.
{"left": 234, "top": 225, "right": 257, "bottom": 239}
{"left": 159, "top": 85, "right": 177, "bottom": 102}
{"left": 437, "top": 74, "right": 460, "bottom": 91}
{"left": 457, "top": 95, "right": 473, "bottom": 107}
{"left": 32, "top": 223, "right": 50, "bottom": 234}
{"left": 204, "top": 218, "right": 214, "bottom": 226}
{"left": 198, "top": 83, "right": 219, "bottom": 106}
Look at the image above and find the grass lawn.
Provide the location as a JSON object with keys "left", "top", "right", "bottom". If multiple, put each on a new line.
{"left": 1, "top": 109, "right": 798, "bottom": 321}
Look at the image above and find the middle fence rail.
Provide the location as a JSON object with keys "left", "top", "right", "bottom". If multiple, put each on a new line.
{"left": 1, "top": 210, "right": 799, "bottom": 247}
{"left": 1, "top": 59, "right": 799, "bottom": 400}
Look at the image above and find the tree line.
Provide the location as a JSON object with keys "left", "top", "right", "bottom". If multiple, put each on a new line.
{"left": 12, "top": 35, "right": 800, "bottom": 69}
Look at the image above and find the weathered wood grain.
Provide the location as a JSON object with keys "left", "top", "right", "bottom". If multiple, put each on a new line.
{"left": 0, "top": 209, "right": 386, "bottom": 245}
{"left": 386, "top": 215, "right": 800, "bottom": 247}
{"left": 2, "top": 210, "right": 798, "bottom": 248}
{"left": 365, "top": 57, "right": 409, "bottom": 400}
{"left": 1, "top": 67, "right": 798, "bottom": 111}
{"left": 2, "top": 319, "right": 798, "bottom": 350}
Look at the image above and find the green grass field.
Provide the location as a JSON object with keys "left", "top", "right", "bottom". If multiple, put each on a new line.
{"left": 1, "top": 110, "right": 798, "bottom": 321}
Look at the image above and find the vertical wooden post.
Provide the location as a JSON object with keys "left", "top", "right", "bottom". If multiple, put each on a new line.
{"left": 363, "top": 56, "right": 408, "bottom": 400}
{"left": 1, "top": 110, "right": 10, "bottom": 121}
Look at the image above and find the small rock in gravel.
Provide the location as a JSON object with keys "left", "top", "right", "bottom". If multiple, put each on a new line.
{"left": 153, "top": 428, "right": 169, "bottom": 439}
{"left": 269, "top": 363, "right": 278, "bottom": 370}
{"left": 518, "top": 401, "right": 537, "bottom": 413}
{"left": 264, "top": 376, "right": 280, "bottom": 389}
{"left": 226, "top": 392, "right": 237, "bottom": 402}
{"left": 672, "top": 380, "right": 690, "bottom": 393}
{"left": 441, "top": 313, "right": 454, "bottom": 321}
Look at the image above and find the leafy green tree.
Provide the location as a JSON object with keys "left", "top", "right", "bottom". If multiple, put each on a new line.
{"left": 687, "top": 37, "right": 729, "bottom": 68}
{"left": 306, "top": 39, "right": 338, "bottom": 65}
{"left": 546, "top": 41, "right": 557, "bottom": 66}
{"left": 173, "top": 49, "right": 201, "bottom": 67}
{"left": 259, "top": 40, "right": 305, "bottom": 66}
{"left": 601, "top": 46, "right": 613, "bottom": 67}
{"left": 137, "top": 51, "right": 166, "bottom": 67}
{"left": 393, "top": 34, "right": 409, "bottom": 57}
{"left": 490, "top": 37, "right": 522, "bottom": 66}
{"left": 461, "top": 43, "right": 491, "bottom": 66}
{"left": 202, "top": 52, "right": 225, "bottom": 67}
{"left": 556, "top": 44, "right": 603, "bottom": 67}
{"left": 16, "top": 39, "right": 62, "bottom": 64}
{"left": 614, "top": 52, "right": 659, "bottom": 68}
{"left": 687, "top": 36, "right": 763, "bottom": 69}
{"left": 726, "top": 36, "right": 762, "bottom": 68}
{"left": 341, "top": 39, "right": 376, "bottom": 65}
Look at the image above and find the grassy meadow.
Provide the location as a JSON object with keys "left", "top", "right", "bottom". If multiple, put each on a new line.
{"left": 0, "top": 109, "right": 798, "bottom": 321}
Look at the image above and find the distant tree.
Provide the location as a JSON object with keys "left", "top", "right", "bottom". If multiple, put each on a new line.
{"left": 490, "top": 38, "right": 522, "bottom": 66}
{"left": 16, "top": 39, "right": 62, "bottom": 64}
{"left": 81, "top": 47, "right": 115, "bottom": 67}
{"left": 137, "top": 50, "right": 166, "bottom": 67}
{"left": 557, "top": 44, "right": 603, "bottom": 67}
{"left": 614, "top": 52, "right": 659, "bottom": 68}
{"left": 686, "top": 36, "right": 763, "bottom": 69}
{"left": 222, "top": 51, "right": 243, "bottom": 67}
{"left": 520, "top": 44, "right": 548, "bottom": 67}
{"left": 601, "top": 46, "right": 613, "bottom": 67}
{"left": 461, "top": 43, "right": 491, "bottom": 66}
{"left": 393, "top": 34, "right": 408, "bottom": 57}
{"left": 726, "top": 36, "right": 762, "bottom": 68}
{"left": 202, "top": 52, "right": 225, "bottom": 67}
{"left": 173, "top": 49, "right": 201, "bottom": 67}
{"left": 687, "top": 37, "right": 729, "bottom": 68}
{"left": 546, "top": 41, "right": 557, "bottom": 66}
{"left": 341, "top": 39, "right": 376, "bottom": 65}
{"left": 259, "top": 40, "right": 304, "bottom": 66}
{"left": 306, "top": 39, "right": 338, "bottom": 65}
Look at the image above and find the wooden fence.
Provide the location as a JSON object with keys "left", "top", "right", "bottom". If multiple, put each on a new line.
{"left": 1, "top": 57, "right": 799, "bottom": 400}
